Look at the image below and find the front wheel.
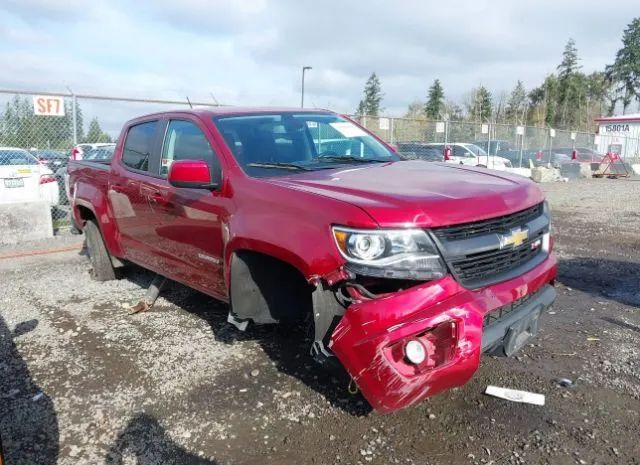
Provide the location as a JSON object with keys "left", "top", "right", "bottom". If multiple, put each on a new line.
{"left": 84, "top": 220, "right": 117, "bottom": 281}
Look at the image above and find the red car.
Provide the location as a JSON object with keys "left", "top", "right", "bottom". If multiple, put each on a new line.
{"left": 68, "top": 108, "right": 557, "bottom": 413}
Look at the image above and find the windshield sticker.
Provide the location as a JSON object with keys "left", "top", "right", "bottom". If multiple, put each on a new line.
{"left": 329, "top": 122, "right": 367, "bottom": 138}
{"left": 306, "top": 121, "right": 318, "bottom": 128}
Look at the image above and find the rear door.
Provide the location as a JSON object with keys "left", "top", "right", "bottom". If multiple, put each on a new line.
{"left": 108, "top": 120, "right": 165, "bottom": 268}
{"left": 148, "top": 117, "right": 228, "bottom": 298}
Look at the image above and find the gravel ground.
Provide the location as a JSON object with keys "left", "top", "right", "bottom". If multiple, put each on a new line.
{"left": 1, "top": 179, "right": 639, "bottom": 465}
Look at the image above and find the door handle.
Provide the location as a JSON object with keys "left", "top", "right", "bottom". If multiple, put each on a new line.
{"left": 149, "top": 192, "right": 171, "bottom": 206}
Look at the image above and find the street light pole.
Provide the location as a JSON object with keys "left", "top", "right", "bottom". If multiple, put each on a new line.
{"left": 301, "top": 66, "right": 312, "bottom": 108}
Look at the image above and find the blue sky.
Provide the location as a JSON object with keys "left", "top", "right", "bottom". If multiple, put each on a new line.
{"left": 0, "top": 0, "right": 637, "bottom": 133}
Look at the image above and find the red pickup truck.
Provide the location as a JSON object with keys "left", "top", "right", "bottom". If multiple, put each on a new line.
{"left": 68, "top": 108, "right": 557, "bottom": 413}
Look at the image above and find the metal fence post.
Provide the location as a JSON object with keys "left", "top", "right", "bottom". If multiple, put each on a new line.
{"left": 390, "top": 117, "right": 394, "bottom": 145}
{"left": 487, "top": 123, "right": 492, "bottom": 168}
{"left": 66, "top": 87, "right": 78, "bottom": 145}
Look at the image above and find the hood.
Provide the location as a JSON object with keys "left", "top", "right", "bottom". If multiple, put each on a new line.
{"left": 266, "top": 161, "right": 544, "bottom": 227}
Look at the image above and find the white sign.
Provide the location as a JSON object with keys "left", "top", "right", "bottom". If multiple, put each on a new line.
{"left": 378, "top": 117, "right": 390, "bottom": 130}
{"left": 594, "top": 135, "right": 601, "bottom": 145}
{"left": 570, "top": 132, "right": 577, "bottom": 140}
{"left": 516, "top": 126, "right": 525, "bottom": 136}
{"left": 549, "top": 128, "right": 556, "bottom": 138}
{"left": 481, "top": 124, "right": 489, "bottom": 134}
{"left": 33, "top": 95, "right": 65, "bottom": 116}
{"left": 435, "top": 122, "right": 445, "bottom": 133}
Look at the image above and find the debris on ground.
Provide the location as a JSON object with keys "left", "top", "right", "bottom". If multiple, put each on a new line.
{"left": 485, "top": 386, "right": 545, "bottom": 406}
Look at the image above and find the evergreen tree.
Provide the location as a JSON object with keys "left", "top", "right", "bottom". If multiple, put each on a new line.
{"left": 84, "top": 117, "right": 112, "bottom": 143}
{"left": 424, "top": 79, "right": 445, "bottom": 119}
{"left": 555, "top": 38, "right": 583, "bottom": 128}
{"left": 468, "top": 86, "right": 493, "bottom": 122}
{"left": 505, "top": 81, "right": 527, "bottom": 123}
{"left": 606, "top": 17, "right": 640, "bottom": 114}
{"left": 355, "top": 73, "right": 384, "bottom": 116}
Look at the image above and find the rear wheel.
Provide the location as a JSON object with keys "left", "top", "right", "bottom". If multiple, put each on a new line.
{"left": 84, "top": 220, "right": 117, "bottom": 281}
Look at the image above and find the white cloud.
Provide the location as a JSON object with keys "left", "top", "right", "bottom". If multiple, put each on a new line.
{"left": 0, "top": 0, "right": 636, "bottom": 130}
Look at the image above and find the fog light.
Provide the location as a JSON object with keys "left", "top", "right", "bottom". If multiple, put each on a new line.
{"left": 404, "top": 339, "right": 426, "bottom": 365}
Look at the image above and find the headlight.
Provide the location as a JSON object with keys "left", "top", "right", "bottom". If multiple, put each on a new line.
{"left": 332, "top": 227, "right": 446, "bottom": 280}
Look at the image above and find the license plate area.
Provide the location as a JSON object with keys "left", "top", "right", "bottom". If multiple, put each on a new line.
{"left": 503, "top": 309, "right": 541, "bottom": 357}
{"left": 4, "top": 178, "right": 24, "bottom": 188}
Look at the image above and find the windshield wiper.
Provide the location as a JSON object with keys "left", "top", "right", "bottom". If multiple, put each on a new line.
{"left": 315, "top": 155, "right": 389, "bottom": 164}
{"left": 247, "top": 162, "right": 311, "bottom": 171}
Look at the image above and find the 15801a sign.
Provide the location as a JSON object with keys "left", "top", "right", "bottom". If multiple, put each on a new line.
{"left": 604, "top": 124, "right": 630, "bottom": 132}
{"left": 32, "top": 95, "right": 65, "bottom": 116}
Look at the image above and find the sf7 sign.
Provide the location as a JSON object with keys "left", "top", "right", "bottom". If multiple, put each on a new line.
{"left": 32, "top": 95, "right": 65, "bottom": 116}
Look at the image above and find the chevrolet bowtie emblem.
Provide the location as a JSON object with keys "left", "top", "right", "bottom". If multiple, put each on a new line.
{"left": 499, "top": 228, "right": 529, "bottom": 249}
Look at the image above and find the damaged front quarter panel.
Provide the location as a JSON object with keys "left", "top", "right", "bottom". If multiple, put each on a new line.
{"left": 327, "top": 276, "right": 483, "bottom": 413}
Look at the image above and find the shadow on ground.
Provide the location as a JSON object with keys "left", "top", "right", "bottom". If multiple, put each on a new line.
{"left": 105, "top": 414, "right": 218, "bottom": 465}
{"left": 558, "top": 257, "right": 640, "bottom": 307}
{"left": 0, "top": 316, "right": 59, "bottom": 465}
{"left": 119, "top": 264, "right": 371, "bottom": 416}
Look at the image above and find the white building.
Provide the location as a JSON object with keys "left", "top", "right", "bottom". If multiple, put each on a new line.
{"left": 594, "top": 114, "right": 640, "bottom": 161}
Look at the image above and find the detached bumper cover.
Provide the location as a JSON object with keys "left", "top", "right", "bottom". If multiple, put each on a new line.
{"left": 329, "top": 253, "right": 557, "bottom": 413}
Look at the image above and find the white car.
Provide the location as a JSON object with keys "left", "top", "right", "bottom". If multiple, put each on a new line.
{"left": 426, "top": 143, "right": 512, "bottom": 170}
{"left": 0, "top": 148, "right": 60, "bottom": 205}
{"left": 70, "top": 142, "right": 115, "bottom": 161}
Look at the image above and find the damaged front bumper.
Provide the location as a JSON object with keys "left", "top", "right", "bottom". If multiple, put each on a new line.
{"left": 328, "top": 254, "right": 557, "bottom": 413}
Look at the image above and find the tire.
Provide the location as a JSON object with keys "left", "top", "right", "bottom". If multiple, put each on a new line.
{"left": 84, "top": 220, "right": 117, "bottom": 281}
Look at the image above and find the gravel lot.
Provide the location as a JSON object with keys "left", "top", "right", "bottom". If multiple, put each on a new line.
{"left": 1, "top": 179, "right": 639, "bottom": 465}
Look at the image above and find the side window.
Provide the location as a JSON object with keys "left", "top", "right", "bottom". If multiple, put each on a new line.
{"left": 452, "top": 145, "right": 468, "bottom": 157}
{"left": 122, "top": 121, "right": 158, "bottom": 172}
{"left": 161, "top": 120, "right": 218, "bottom": 177}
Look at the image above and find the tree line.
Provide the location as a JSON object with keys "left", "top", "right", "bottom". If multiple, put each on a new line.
{"left": 0, "top": 96, "right": 112, "bottom": 150}
{"left": 355, "top": 17, "right": 640, "bottom": 132}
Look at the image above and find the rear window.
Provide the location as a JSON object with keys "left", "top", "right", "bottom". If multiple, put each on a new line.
{"left": 122, "top": 121, "right": 158, "bottom": 171}
{"left": 85, "top": 146, "right": 115, "bottom": 162}
{"left": 0, "top": 150, "right": 38, "bottom": 166}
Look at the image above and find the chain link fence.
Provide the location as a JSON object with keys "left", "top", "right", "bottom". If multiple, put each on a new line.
{"left": 1, "top": 88, "right": 638, "bottom": 240}
{"left": 0, "top": 89, "right": 219, "bottom": 233}
{"left": 354, "top": 115, "right": 640, "bottom": 168}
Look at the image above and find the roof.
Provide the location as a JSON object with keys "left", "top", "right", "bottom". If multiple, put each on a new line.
{"left": 594, "top": 113, "right": 640, "bottom": 123}
{"left": 133, "top": 106, "right": 334, "bottom": 120}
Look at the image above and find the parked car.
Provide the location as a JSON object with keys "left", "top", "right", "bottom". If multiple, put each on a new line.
{"left": 552, "top": 147, "right": 603, "bottom": 163}
{"left": 0, "top": 147, "right": 59, "bottom": 205}
{"left": 30, "top": 149, "right": 69, "bottom": 169}
{"left": 425, "top": 142, "right": 512, "bottom": 170}
{"left": 70, "top": 143, "right": 115, "bottom": 161}
{"left": 473, "top": 139, "right": 516, "bottom": 156}
{"left": 396, "top": 142, "right": 442, "bottom": 161}
{"left": 68, "top": 108, "right": 557, "bottom": 413}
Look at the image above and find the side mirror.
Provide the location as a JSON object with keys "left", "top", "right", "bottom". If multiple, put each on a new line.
{"left": 168, "top": 160, "right": 220, "bottom": 189}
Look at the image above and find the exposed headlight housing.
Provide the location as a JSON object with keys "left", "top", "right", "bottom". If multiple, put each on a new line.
{"left": 332, "top": 227, "right": 446, "bottom": 280}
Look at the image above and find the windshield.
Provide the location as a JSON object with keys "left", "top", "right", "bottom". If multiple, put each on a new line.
{"left": 0, "top": 150, "right": 38, "bottom": 166}
{"left": 214, "top": 112, "right": 398, "bottom": 177}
